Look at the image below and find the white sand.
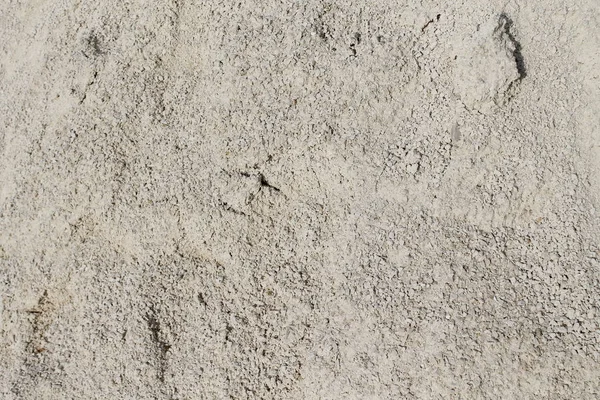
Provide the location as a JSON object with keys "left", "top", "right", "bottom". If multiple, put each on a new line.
{"left": 1, "top": 1, "right": 600, "bottom": 398}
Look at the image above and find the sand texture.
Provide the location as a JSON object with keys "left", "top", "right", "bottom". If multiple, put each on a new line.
{"left": 1, "top": 0, "right": 600, "bottom": 399}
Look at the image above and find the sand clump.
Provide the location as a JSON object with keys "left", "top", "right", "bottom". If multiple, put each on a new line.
{"left": 453, "top": 14, "right": 524, "bottom": 113}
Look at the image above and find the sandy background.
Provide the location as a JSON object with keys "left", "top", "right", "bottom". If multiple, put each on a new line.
{"left": 1, "top": 0, "right": 600, "bottom": 398}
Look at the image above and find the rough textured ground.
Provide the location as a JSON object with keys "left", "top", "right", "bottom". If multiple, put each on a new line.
{"left": 1, "top": 0, "right": 600, "bottom": 399}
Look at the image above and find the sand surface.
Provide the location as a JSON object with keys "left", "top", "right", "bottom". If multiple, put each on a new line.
{"left": 1, "top": 0, "right": 600, "bottom": 398}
